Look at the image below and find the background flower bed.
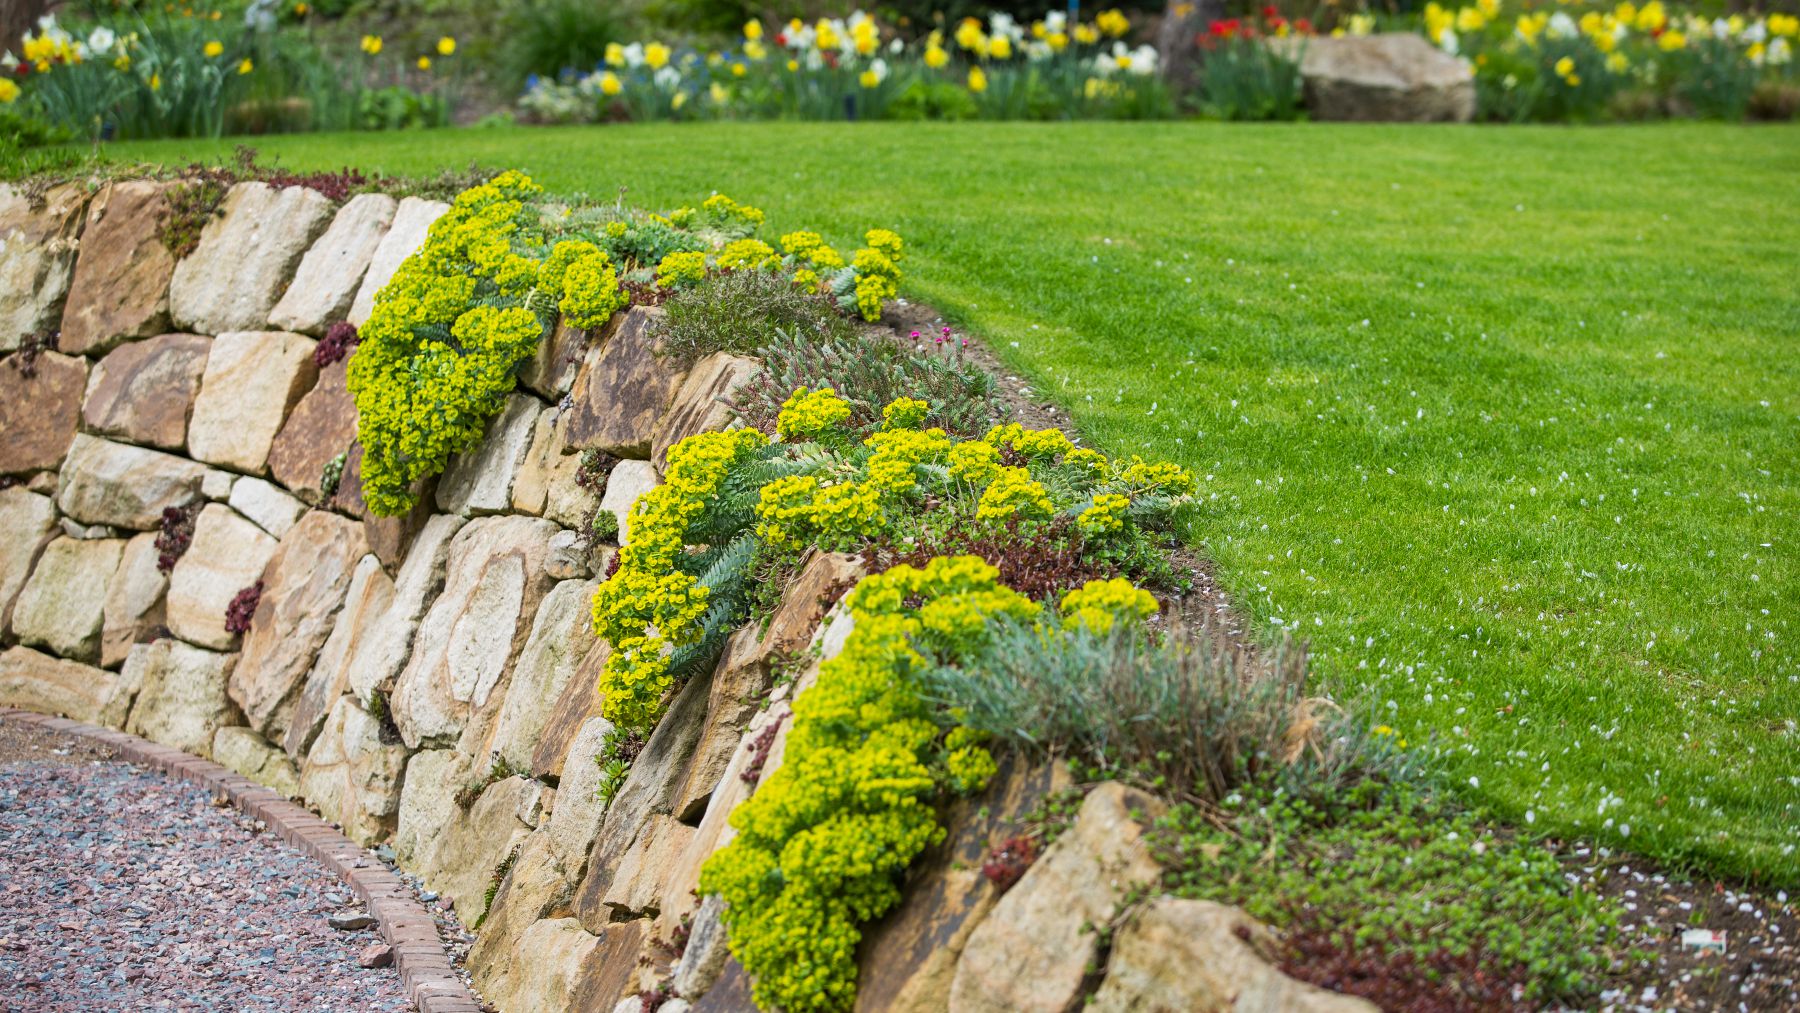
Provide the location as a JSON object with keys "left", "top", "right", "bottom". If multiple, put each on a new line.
{"left": 3, "top": 0, "right": 1795, "bottom": 155}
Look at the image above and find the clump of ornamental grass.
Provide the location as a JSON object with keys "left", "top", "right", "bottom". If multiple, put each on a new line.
{"left": 654, "top": 269, "right": 860, "bottom": 368}
{"left": 732, "top": 326, "right": 1001, "bottom": 440}
{"left": 920, "top": 619, "right": 1413, "bottom": 803}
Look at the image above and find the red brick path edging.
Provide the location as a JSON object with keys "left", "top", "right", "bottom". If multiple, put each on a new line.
{"left": 0, "top": 707, "right": 482, "bottom": 1013}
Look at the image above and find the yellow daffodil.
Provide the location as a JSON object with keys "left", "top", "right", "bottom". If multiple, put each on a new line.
{"left": 113, "top": 54, "right": 131, "bottom": 71}
{"left": 709, "top": 81, "right": 728, "bottom": 103}
{"left": 295, "top": 2, "right": 309, "bottom": 15}
{"left": 816, "top": 21, "right": 840, "bottom": 50}
{"left": 924, "top": 43, "right": 949, "bottom": 68}
{"left": 1657, "top": 28, "right": 1685, "bottom": 50}
{"left": 360, "top": 34, "right": 382, "bottom": 55}
{"left": 1636, "top": 1, "right": 1666, "bottom": 32}
{"left": 149, "top": 72, "right": 161, "bottom": 90}
{"left": 1606, "top": 51, "right": 1629, "bottom": 72}
{"left": 1456, "top": 7, "right": 1486, "bottom": 32}
{"left": 237, "top": 57, "right": 253, "bottom": 74}
{"left": 743, "top": 20, "right": 763, "bottom": 41}
{"left": 730, "top": 62, "right": 746, "bottom": 77}
{"left": 1615, "top": 1, "right": 1638, "bottom": 24}
{"left": 203, "top": 39, "right": 223, "bottom": 57}
{"left": 1554, "top": 56, "right": 1575, "bottom": 77}
{"left": 671, "top": 90, "right": 688, "bottom": 110}
{"left": 967, "top": 65, "right": 987, "bottom": 92}
{"left": 437, "top": 36, "right": 456, "bottom": 56}
{"left": 1047, "top": 31, "right": 1069, "bottom": 51}
{"left": 604, "top": 42, "right": 624, "bottom": 66}
{"left": 786, "top": 58, "right": 799, "bottom": 71}
{"left": 645, "top": 42, "right": 670, "bottom": 69}
{"left": 599, "top": 71, "right": 621, "bottom": 95}
{"left": 416, "top": 56, "right": 430, "bottom": 70}
{"left": 955, "top": 18, "right": 986, "bottom": 51}
{"left": 859, "top": 68, "right": 879, "bottom": 87}
{"left": 1477, "top": 0, "right": 1500, "bottom": 17}
{"left": 1771, "top": 13, "right": 1798, "bottom": 37}
{"left": 744, "top": 39, "right": 767, "bottom": 60}
{"left": 1096, "top": 8, "right": 1130, "bottom": 37}
{"left": 0, "top": 79, "right": 18, "bottom": 104}
{"left": 1074, "top": 23, "right": 1099, "bottom": 44}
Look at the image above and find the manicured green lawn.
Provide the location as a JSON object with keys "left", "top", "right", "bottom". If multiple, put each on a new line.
{"left": 104, "top": 122, "right": 1799, "bottom": 884}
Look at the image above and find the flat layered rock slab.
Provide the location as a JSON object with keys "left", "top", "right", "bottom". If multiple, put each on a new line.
{"left": 0, "top": 646, "right": 135, "bottom": 726}
{"left": 0, "top": 488, "right": 60, "bottom": 639}
{"left": 10, "top": 536, "right": 125, "bottom": 664}
{"left": 58, "top": 179, "right": 176, "bottom": 355}
{"left": 560, "top": 306, "right": 684, "bottom": 458}
{"left": 268, "top": 357, "right": 357, "bottom": 503}
{"left": 167, "top": 182, "right": 335, "bottom": 335}
{"left": 164, "top": 503, "right": 279, "bottom": 651}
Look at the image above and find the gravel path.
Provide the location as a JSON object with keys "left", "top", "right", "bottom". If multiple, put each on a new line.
{"left": 0, "top": 718, "right": 411, "bottom": 1011}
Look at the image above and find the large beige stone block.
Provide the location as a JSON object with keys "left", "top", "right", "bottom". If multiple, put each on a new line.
{"left": 230, "top": 510, "right": 369, "bottom": 738}
{"left": 0, "top": 349, "right": 87, "bottom": 476}
{"left": 80, "top": 333, "right": 211, "bottom": 451}
{"left": 58, "top": 180, "right": 175, "bottom": 355}
{"left": 268, "top": 193, "right": 396, "bottom": 335}
{"left": 167, "top": 182, "right": 334, "bottom": 334}
{"left": 0, "top": 646, "right": 135, "bottom": 726}
{"left": 123, "top": 640, "right": 239, "bottom": 758}
{"left": 164, "top": 504, "right": 278, "bottom": 650}
{"left": 0, "top": 183, "right": 86, "bottom": 352}
{"left": 55, "top": 433, "right": 208, "bottom": 531}
{"left": 186, "top": 330, "right": 318, "bottom": 475}
{"left": 388, "top": 515, "right": 560, "bottom": 749}
{"left": 11, "top": 536, "right": 125, "bottom": 664}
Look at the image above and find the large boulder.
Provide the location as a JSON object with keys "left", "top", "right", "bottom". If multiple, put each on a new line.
{"left": 10, "top": 536, "right": 125, "bottom": 664}
{"left": 268, "top": 193, "right": 396, "bottom": 335}
{"left": 949, "top": 783, "right": 1168, "bottom": 1013}
{"left": 167, "top": 182, "right": 335, "bottom": 335}
{"left": 1090, "top": 898, "right": 1379, "bottom": 1013}
{"left": 344, "top": 514, "right": 464, "bottom": 705}
{"left": 123, "top": 640, "right": 239, "bottom": 758}
{"left": 298, "top": 696, "right": 410, "bottom": 844}
{"left": 55, "top": 434, "right": 208, "bottom": 531}
{"left": 473, "top": 915, "right": 605, "bottom": 1013}
{"left": 436, "top": 393, "right": 543, "bottom": 516}
{"left": 0, "top": 183, "right": 86, "bottom": 352}
{"left": 464, "top": 577, "right": 600, "bottom": 773}
{"left": 58, "top": 180, "right": 175, "bottom": 355}
{"left": 101, "top": 532, "right": 169, "bottom": 669}
{"left": 80, "top": 333, "right": 211, "bottom": 451}
{"left": 559, "top": 307, "right": 685, "bottom": 458}
{"left": 1300, "top": 33, "right": 1475, "bottom": 123}
{"left": 267, "top": 357, "right": 357, "bottom": 503}
{"left": 651, "top": 352, "right": 760, "bottom": 473}
{"left": 346, "top": 196, "right": 448, "bottom": 327}
{"left": 0, "top": 646, "right": 135, "bottom": 725}
{"left": 389, "top": 515, "right": 561, "bottom": 749}
{"left": 0, "top": 488, "right": 59, "bottom": 639}
{"left": 164, "top": 504, "right": 279, "bottom": 651}
{"left": 0, "top": 349, "right": 87, "bottom": 476}
{"left": 230, "top": 510, "right": 369, "bottom": 738}
{"left": 213, "top": 726, "right": 302, "bottom": 798}
{"left": 186, "top": 331, "right": 319, "bottom": 475}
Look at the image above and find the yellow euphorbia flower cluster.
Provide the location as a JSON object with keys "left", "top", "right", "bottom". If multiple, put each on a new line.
{"left": 1059, "top": 576, "right": 1158, "bottom": 633}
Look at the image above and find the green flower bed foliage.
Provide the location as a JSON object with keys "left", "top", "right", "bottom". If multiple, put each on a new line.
{"left": 348, "top": 170, "right": 621, "bottom": 515}
{"left": 698, "top": 556, "right": 1166, "bottom": 1013}
{"left": 654, "top": 268, "right": 861, "bottom": 368}
{"left": 1153, "top": 784, "right": 1624, "bottom": 1005}
{"left": 587, "top": 389, "right": 1198, "bottom": 738}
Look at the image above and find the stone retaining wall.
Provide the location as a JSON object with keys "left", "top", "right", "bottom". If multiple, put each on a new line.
{"left": 0, "top": 179, "right": 1368, "bottom": 1013}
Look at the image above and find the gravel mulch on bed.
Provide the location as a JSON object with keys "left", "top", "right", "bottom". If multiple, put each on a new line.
{"left": 0, "top": 717, "right": 411, "bottom": 1011}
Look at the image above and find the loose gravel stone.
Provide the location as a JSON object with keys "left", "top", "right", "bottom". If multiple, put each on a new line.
{"left": 0, "top": 718, "right": 410, "bottom": 1011}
